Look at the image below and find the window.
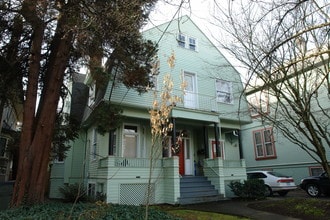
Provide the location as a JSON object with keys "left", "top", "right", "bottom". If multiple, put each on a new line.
{"left": 211, "top": 140, "right": 225, "bottom": 158}
{"left": 178, "top": 33, "right": 186, "bottom": 48}
{"left": 216, "top": 79, "right": 233, "bottom": 104}
{"left": 189, "top": 37, "right": 196, "bottom": 51}
{"left": 88, "top": 183, "right": 96, "bottom": 197}
{"left": 253, "top": 128, "right": 276, "bottom": 160}
{"left": 309, "top": 167, "right": 323, "bottom": 176}
{"left": 177, "top": 33, "right": 198, "bottom": 51}
{"left": 91, "top": 128, "right": 97, "bottom": 160}
{"left": 123, "top": 125, "right": 138, "bottom": 158}
{"left": 108, "top": 129, "right": 116, "bottom": 156}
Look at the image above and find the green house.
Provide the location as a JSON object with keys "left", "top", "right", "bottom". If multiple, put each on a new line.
{"left": 241, "top": 47, "right": 330, "bottom": 187}
{"left": 49, "top": 16, "right": 251, "bottom": 205}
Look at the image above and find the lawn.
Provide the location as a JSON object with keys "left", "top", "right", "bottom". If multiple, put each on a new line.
{"left": 247, "top": 197, "right": 330, "bottom": 220}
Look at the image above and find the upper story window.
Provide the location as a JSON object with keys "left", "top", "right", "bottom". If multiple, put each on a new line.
{"left": 177, "top": 33, "right": 198, "bottom": 51}
{"left": 253, "top": 128, "right": 276, "bottom": 160}
{"left": 178, "top": 34, "right": 186, "bottom": 48}
{"left": 189, "top": 37, "right": 196, "bottom": 50}
{"left": 216, "top": 79, "right": 233, "bottom": 104}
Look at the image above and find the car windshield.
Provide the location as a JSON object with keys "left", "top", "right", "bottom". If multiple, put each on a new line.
{"left": 268, "top": 171, "right": 290, "bottom": 178}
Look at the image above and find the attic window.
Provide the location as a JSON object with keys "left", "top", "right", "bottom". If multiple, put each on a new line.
{"left": 189, "top": 37, "right": 196, "bottom": 50}
{"left": 177, "top": 33, "right": 197, "bottom": 51}
{"left": 178, "top": 34, "right": 186, "bottom": 47}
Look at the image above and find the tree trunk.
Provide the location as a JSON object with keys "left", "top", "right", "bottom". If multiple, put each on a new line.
{"left": 11, "top": 9, "right": 73, "bottom": 207}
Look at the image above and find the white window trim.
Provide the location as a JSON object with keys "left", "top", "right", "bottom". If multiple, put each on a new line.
{"left": 122, "top": 124, "right": 141, "bottom": 158}
{"left": 177, "top": 33, "right": 198, "bottom": 51}
{"left": 188, "top": 36, "right": 198, "bottom": 51}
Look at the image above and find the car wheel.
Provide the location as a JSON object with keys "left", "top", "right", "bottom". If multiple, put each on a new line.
{"left": 306, "top": 184, "right": 321, "bottom": 197}
{"left": 265, "top": 186, "right": 273, "bottom": 197}
{"left": 278, "top": 191, "right": 288, "bottom": 196}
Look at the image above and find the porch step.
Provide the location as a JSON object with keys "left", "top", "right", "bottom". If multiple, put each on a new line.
{"left": 178, "top": 176, "right": 223, "bottom": 205}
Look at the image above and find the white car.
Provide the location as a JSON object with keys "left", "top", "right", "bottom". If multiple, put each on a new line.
{"left": 247, "top": 170, "right": 297, "bottom": 196}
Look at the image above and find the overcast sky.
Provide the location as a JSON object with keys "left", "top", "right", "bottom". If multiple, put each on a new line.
{"left": 145, "top": 0, "right": 246, "bottom": 76}
{"left": 145, "top": 0, "right": 215, "bottom": 35}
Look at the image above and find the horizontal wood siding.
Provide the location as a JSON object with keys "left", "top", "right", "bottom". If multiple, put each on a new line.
{"left": 49, "top": 163, "right": 65, "bottom": 198}
{"left": 143, "top": 16, "right": 251, "bottom": 123}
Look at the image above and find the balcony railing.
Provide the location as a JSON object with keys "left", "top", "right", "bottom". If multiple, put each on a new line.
{"left": 172, "top": 89, "right": 218, "bottom": 112}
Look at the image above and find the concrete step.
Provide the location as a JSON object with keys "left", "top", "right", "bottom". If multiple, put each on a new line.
{"left": 179, "top": 176, "right": 222, "bottom": 205}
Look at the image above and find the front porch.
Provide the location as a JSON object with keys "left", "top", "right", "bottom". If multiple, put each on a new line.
{"left": 93, "top": 156, "right": 246, "bottom": 205}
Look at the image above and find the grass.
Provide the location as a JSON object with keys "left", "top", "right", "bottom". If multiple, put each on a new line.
{"left": 247, "top": 197, "right": 330, "bottom": 220}
{"left": 167, "top": 209, "right": 249, "bottom": 220}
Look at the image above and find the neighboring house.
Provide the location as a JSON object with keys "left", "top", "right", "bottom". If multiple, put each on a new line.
{"left": 0, "top": 101, "right": 22, "bottom": 181}
{"left": 241, "top": 49, "right": 330, "bottom": 185}
{"left": 49, "top": 16, "right": 251, "bottom": 205}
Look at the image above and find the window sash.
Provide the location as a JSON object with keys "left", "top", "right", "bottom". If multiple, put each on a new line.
{"left": 216, "top": 80, "right": 233, "bottom": 103}
{"left": 178, "top": 34, "right": 185, "bottom": 47}
{"left": 189, "top": 37, "right": 196, "bottom": 50}
{"left": 253, "top": 128, "right": 275, "bottom": 159}
{"left": 123, "top": 125, "right": 138, "bottom": 158}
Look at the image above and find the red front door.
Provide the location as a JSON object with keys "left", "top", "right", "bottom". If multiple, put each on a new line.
{"left": 178, "top": 140, "right": 185, "bottom": 175}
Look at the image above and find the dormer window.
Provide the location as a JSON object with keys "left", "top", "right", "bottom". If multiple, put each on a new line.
{"left": 177, "top": 33, "right": 197, "bottom": 51}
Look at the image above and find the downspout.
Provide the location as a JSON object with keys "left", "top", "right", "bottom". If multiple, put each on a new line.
{"left": 238, "top": 130, "right": 243, "bottom": 159}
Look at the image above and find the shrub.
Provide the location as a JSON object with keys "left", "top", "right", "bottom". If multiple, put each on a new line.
{"left": 58, "top": 183, "right": 88, "bottom": 202}
{"left": 0, "top": 202, "right": 179, "bottom": 220}
{"left": 229, "top": 179, "right": 266, "bottom": 199}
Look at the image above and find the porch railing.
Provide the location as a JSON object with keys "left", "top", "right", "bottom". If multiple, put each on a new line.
{"left": 99, "top": 157, "right": 163, "bottom": 168}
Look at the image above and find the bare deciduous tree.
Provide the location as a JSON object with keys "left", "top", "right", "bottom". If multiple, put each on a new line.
{"left": 213, "top": 0, "right": 330, "bottom": 176}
